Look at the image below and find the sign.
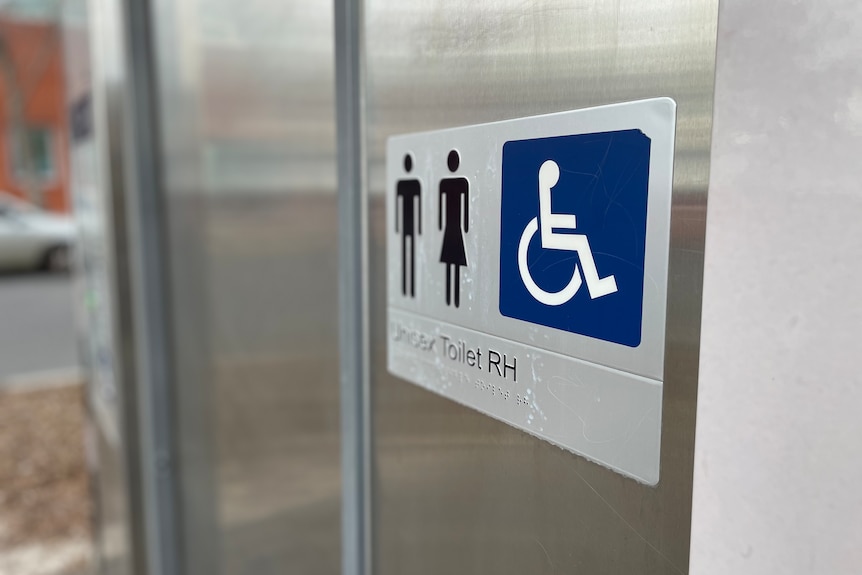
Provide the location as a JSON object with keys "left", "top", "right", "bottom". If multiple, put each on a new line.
{"left": 386, "top": 98, "right": 676, "bottom": 484}
{"left": 500, "top": 130, "right": 651, "bottom": 346}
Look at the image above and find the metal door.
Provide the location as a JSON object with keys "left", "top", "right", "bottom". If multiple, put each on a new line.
{"left": 362, "top": 1, "right": 718, "bottom": 573}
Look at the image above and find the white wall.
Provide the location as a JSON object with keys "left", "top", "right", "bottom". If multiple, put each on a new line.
{"left": 691, "top": 1, "right": 862, "bottom": 573}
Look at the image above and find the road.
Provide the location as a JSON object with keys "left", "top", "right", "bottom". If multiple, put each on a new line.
{"left": 0, "top": 272, "right": 79, "bottom": 382}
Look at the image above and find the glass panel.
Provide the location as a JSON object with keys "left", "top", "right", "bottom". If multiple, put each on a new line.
{"left": 63, "top": 0, "right": 135, "bottom": 572}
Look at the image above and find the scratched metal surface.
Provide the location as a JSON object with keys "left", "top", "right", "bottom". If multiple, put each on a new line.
{"left": 366, "top": 0, "right": 718, "bottom": 572}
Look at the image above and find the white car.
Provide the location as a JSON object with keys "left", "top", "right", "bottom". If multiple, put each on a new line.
{"left": 0, "top": 193, "right": 76, "bottom": 272}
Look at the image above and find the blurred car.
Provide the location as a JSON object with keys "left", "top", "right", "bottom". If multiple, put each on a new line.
{"left": 0, "top": 192, "right": 75, "bottom": 272}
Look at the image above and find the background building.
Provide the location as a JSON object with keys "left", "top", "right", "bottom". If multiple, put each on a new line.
{"left": 0, "top": 12, "right": 67, "bottom": 212}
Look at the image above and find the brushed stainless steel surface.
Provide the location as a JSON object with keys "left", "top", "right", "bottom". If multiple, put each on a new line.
{"left": 366, "top": 0, "right": 718, "bottom": 572}
{"left": 145, "top": 0, "right": 341, "bottom": 573}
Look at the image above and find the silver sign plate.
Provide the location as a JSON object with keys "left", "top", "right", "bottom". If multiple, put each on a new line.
{"left": 386, "top": 98, "right": 676, "bottom": 484}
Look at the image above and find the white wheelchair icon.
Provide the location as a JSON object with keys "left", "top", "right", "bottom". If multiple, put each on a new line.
{"left": 518, "top": 160, "right": 618, "bottom": 306}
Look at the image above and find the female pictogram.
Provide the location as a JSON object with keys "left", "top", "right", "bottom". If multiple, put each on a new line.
{"left": 438, "top": 149, "right": 469, "bottom": 307}
{"left": 395, "top": 153, "right": 421, "bottom": 297}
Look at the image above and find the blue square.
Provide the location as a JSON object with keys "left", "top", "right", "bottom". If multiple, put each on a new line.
{"left": 499, "top": 130, "right": 651, "bottom": 347}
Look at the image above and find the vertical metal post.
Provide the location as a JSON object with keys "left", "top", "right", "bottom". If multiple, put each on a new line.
{"left": 335, "top": 0, "right": 371, "bottom": 574}
{"left": 115, "top": 0, "right": 181, "bottom": 572}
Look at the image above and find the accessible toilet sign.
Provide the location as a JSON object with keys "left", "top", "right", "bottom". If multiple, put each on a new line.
{"left": 386, "top": 98, "right": 676, "bottom": 485}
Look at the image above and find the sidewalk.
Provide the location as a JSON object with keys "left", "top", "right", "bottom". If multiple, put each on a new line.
{"left": 0, "top": 373, "right": 92, "bottom": 575}
{"left": 0, "top": 368, "right": 83, "bottom": 394}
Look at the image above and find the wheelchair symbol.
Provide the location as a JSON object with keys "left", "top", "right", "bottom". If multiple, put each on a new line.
{"left": 517, "top": 160, "right": 618, "bottom": 306}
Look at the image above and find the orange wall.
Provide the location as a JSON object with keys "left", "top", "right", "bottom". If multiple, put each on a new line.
{"left": 0, "top": 18, "right": 69, "bottom": 213}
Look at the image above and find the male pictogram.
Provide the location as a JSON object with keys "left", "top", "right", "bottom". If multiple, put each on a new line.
{"left": 395, "top": 153, "right": 421, "bottom": 297}
{"left": 438, "top": 149, "right": 470, "bottom": 307}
